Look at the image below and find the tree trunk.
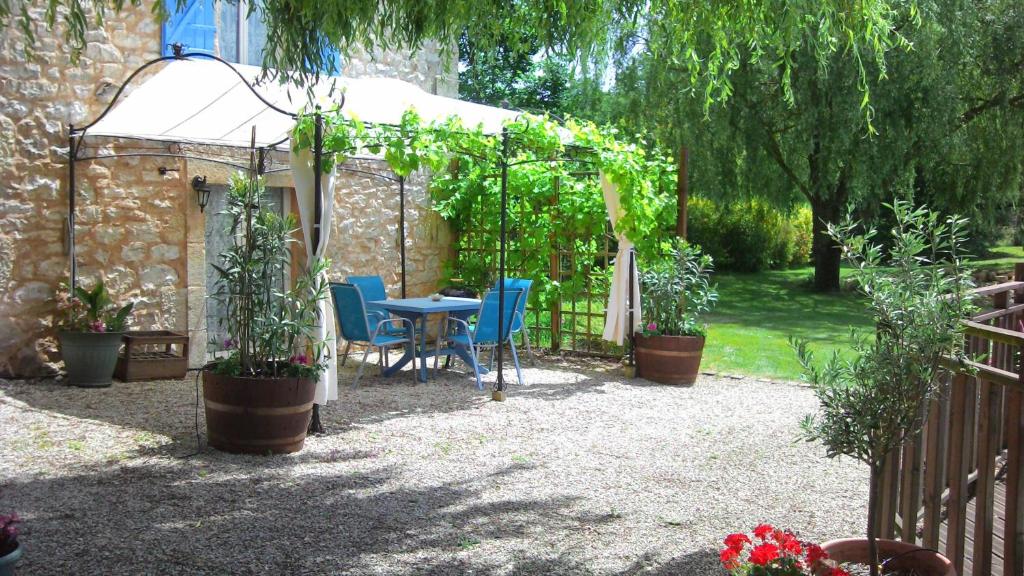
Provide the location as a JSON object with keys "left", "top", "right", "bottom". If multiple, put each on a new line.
{"left": 867, "top": 464, "right": 882, "bottom": 576}
{"left": 810, "top": 197, "right": 843, "bottom": 292}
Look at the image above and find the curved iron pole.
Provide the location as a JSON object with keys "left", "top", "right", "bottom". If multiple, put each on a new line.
{"left": 399, "top": 175, "right": 407, "bottom": 298}
{"left": 494, "top": 128, "right": 510, "bottom": 401}
{"left": 68, "top": 125, "right": 77, "bottom": 291}
{"left": 73, "top": 152, "right": 254, "bottom": 171}
{"left": 309, "top": 109, "right": 326, "bottom": 435}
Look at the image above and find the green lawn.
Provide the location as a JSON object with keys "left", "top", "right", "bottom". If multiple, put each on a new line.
{"left": 965, "top": 245, "right": 1024, "bottom": 272}
{"left": 701, "top": 246, "right": 1024, "bottom": 381}
{"left": 702, "top": 267, "right": 871, "bottom": 381}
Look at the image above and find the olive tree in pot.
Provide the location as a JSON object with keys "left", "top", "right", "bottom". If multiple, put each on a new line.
{"left": 56, "top": 280, "right": 134, "bottom": 387}
{"left": 794, "top": 201, "right": 974, "bottom": 576}
{"left": 636, "top": 240, "right": 717, "bottom": 385}
{"left": 204, "top": 171, "right": 330, "bottom": 455}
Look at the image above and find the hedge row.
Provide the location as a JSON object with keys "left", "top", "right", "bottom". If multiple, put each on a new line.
{"left": 687, "top": 197, "right": 813, "bottom": 272}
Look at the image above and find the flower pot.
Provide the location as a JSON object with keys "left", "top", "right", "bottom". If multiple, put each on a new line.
{"left": 635, "top": 334, "right": 705, "bottom": 385}
{"left": 818, "top": 538, "right": 956, "bottom": 576}
{"left": 202, "top": 370, "right": 316, "bottom": 454}
{"left": 0, "top": 542, "right": 23, "bottom": 576}
{"left": 58, "top": 331, "right": 124, "bottom": 387}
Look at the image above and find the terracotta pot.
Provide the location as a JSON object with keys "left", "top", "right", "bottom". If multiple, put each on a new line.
{"left": 635, "top": 334, "right": 705, "bottom": 385}
{"left": 202, "top": 371, "right": 316, "bottom": 455}
{"left": 819, "top": 538, "right": 956, "bottom": 576}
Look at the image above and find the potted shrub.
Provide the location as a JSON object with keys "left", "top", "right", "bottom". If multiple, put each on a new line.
{"left": 635, "top": 240, "right": 717, "bottom": 385}
{"left": 0, "top": 512, "right": 21, "bottom": 576}
{"left": 203, "top": 171, "right": 330, "bottom": 455}
{"left": 56, "top": 280, "right": 134, "bottom": 387}
{"left": 793, "top": 201, "right": 972, "bottom": 576}
{"left": 719, "top": 524, "right": 850, "bottom": 576}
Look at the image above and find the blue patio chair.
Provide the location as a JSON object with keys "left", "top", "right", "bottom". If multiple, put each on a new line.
{"left": 344, "top": 275, "right": 402, "bottom": 366}
{"left": 494, "top": 278, "right": 534, "bottom": 363}
{"left": 331, "top": 283, "right": 416, "bottom": 386}
{"left": 435, "top": 288, "right": 524, "bottom": 390}
{"left": 441, "top": 279, "right": 535, "bottom": 371}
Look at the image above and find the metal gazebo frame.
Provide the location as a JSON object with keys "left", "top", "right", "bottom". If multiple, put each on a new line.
{"left": 67, "top": 45, "right": 416, "bottom": 299}
{"left": 65, "top": 44, "right": 640, "bottom": 405}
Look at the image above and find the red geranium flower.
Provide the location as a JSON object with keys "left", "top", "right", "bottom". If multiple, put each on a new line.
{"left": 805, "top": 543, "right": 828, "bottom": 566}
{"left": 753, "top": 523, "right": 775, "bottom": 540}
{"left": 829, "top": 568, "right": 850, "bottom": 576}
{"left": 779, "top": 532, "right": 802, "bottom": 556}
{"left": 719, "top": 548, "right": 741, "bottom": 570}
{"left": 749, "top": 542, "right": 780, "bottom": 566}
{"left": 719, "top": 526, "right": 829, "bottom": 575}
{"left": 723, "top": 533, "right": 751, "bottom": 552}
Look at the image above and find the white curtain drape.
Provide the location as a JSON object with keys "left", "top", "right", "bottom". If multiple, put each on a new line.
{"left": 601, "top": 173, "right": 642, "bottom": 345}
{"left": 289, "top": 147, "right": 338, "bottom": 404}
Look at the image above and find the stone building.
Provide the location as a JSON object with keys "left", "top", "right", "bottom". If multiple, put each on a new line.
{"left": 0, "top": 1, "right": 458, "bottom": 376}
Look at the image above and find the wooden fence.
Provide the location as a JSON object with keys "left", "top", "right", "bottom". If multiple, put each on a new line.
{"left": 877, "top": 264, "right": 1024, "bottom": 576}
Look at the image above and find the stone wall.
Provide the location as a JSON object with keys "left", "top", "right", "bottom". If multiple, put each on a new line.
{"left": 0, "top": 6, "right": 457, "bottom": 376}
{"left": 342, "top": 42, "right": 458, "bottom": 98}
{"left": 0, "top": 8, "right": 176, "bottom": 376}
{"left": 326, "top": 160, "right": 453, "bottom": 298}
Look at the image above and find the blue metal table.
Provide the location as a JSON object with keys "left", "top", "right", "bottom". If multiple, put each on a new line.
{"left": 370, "top": 297, "right": 483, "bottom": 382}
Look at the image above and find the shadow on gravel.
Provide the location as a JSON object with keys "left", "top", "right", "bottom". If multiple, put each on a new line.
{"left": 0, "top": 376, "right": 206, "bottom": 457}
{"left": 2, "top": 459, "right": 624, "bottom": 575}
{"left": 2, "top": 354, "right": 671, "bottom": 454}
{"left": 369, "top": 546, "right": 722, "bottom": 575}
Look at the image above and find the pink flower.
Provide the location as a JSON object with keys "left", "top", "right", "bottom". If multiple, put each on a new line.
{"left": 89, "top": 320, "right": 106, "bottom": 333}
{"left": 289, "top": 354, "right": 309, "bottom": 366}
{"left": 223, "top": 338, "right": 236, "bottom": 350}
{"left": 646, "top": 322, "right": 657, "bottom": 331}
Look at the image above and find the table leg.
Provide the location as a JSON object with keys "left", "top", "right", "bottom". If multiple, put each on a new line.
{"left": 418, "top": 315, "right": 430, "bottom": 382}
{"left": 434, "top": 313, "right": 447, "bottom": 373}
{"left": 381, "top": 311, "right": 417, "bottom": 378}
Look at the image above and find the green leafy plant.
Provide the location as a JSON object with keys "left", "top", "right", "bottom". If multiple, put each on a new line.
{"left": 639, "top": 240, "right": 717, "bottom": 338}
{"left": 687, "top": 197, "right": 812, "bottom": 272}
{"left": 289, "top": 107, "right": 677, "bottom": 321}
{"left": 210, "top": 171, "right": 329, "bottom": 379}
{"left": 55, "top": 279, "right": 134, "bottom": 333}
{"left": 793, "top": 200, "right": 975, "bottom": 576}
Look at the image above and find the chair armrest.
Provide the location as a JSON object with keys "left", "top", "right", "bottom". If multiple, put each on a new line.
{"left": 371, "top": 317, "right": 416, "bottom": 341}
{"left": 441, "top": 317, "right": 473, "bottom": 344}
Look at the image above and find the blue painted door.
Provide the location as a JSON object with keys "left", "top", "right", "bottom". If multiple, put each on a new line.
{"left": 162, "top": 0, "right": 216, "bottom": 56}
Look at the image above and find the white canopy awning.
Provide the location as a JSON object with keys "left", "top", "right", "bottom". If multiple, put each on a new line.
{"left": 84, "top": 58, "right": 519, "bottom": 148}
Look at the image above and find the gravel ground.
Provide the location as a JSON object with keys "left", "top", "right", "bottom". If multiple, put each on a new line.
{"left": 0, "top": 354, "right": 869, "bottom": 575}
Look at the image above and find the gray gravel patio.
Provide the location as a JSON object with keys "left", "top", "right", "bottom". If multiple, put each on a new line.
{"left": 0, "top": 355, "right": 868, "bottom": 575}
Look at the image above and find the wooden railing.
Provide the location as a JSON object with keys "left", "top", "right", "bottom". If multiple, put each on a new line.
{"left": 878, "top": 264, "right": 1024, "bottom": 576}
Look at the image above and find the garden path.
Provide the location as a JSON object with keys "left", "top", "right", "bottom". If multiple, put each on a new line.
{"left": 0, "top": 356, "right": 868, "bottom": 575}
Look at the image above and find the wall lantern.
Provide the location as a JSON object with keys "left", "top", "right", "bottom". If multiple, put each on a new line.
{"left": 191, "top": 175, "right": 211, "bottom": 213}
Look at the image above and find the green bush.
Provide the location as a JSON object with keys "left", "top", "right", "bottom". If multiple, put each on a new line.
{"left": 687, "top": 197, "right": 812, "bottom": 272}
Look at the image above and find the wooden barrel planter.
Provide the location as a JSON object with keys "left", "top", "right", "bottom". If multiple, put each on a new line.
{"left": 817, "top": 539, "right": 955, "bottom": 576}
{"left": 202, "top": 371, "right": 316, "bottom": 454}
{"left": 635, "top": 334, "right": 705, "bottom": 385}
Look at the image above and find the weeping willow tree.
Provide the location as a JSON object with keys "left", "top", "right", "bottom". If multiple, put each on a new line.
{"left": 3, "top": 0, "right": 909, "bottom": 111}
{"left": 599, "top": 0, "right": 1024, "bottom": 291}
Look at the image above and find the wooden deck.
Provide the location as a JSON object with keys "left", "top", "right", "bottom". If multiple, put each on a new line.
{"left": 878, "top": 274, "right": 1024, "bottom": 576}
{"left": 937, "top": 476, "right": 1009, "bottom": 576}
